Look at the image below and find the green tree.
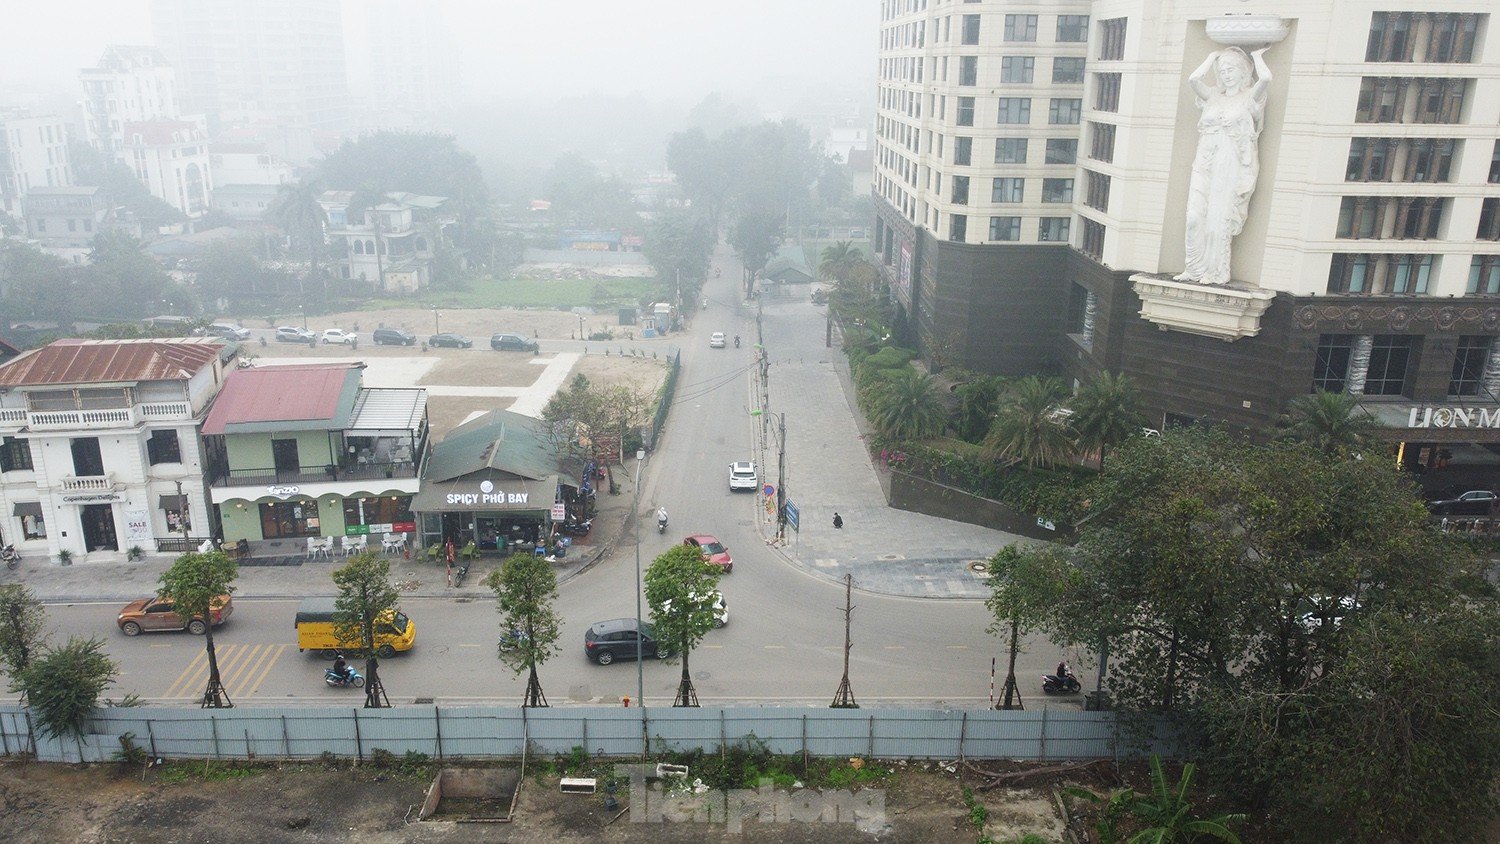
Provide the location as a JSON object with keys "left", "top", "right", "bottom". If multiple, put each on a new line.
{"left": 868, "top": 369, "right": 946, "bottom": 440}
{"left": 314, "top": 131, "right": 489, "bottom": 223}
{"left": 83, "top": 231, "right": 190, "bottom": 319}
{"left": 331, "top": 552, "right": 400, "bottom": 708}
{"left": 817, "top": 241, "right": 865, "bottom": 284}
{"left": 1067, "top": 756, "right": 1245, "bottom": 844}
{"left": 643, "top": 207, "right": 714, "bottom": 310}
{"left": 984, "top": 376, "right": 1073, "bottom": 469}
{"left": 666, "top": 127, "right": 738, "bottom": 235}
{"left": 728, "top": 209, "right": 785, "bottom": 297}
{"left": 645, "top": 545, "right": 723, "bottom": 707}
{"left": 1281, "top": 390, "right": 1382, "bottom": 456}
{"left": 0, "top": 584, "right": 47, "bottom": 689}
{"left": 985, "top": 544, "right": 1068, "bottom": 709}
{"left": 15, "top": 637, "right": 118, "bottom": 741}
{"left": 1069, "top": 370, "right": 1146, "bottom": 469}
{"left": 266, "top": 180, "right": 329, "bottom": 289}
{"left": 485, "top": 553, "right": 561, "bottom": 708}
{"left": 0, "top": 240, "right": 73, "bottom": 323}
{"left": 157, "top": 550, "right": 237, "bottom": 708}
{"left": 953, "top": 375, "right": 1003, "bottom": 443}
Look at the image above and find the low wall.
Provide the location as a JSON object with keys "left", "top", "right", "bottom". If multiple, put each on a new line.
{"left": 887, "top": 470, "right": 1066, "bottom": 542}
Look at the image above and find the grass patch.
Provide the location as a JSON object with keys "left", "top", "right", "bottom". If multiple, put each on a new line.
{"left": 364, "top": 276, "right": 664, "bottom": 310}
{"left": 155, "top": 760, "right": 266, "bottom": 784}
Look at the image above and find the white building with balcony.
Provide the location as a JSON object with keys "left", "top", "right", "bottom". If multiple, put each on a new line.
{"left": 320, "top": 190, "right": 449, "bottom": 293}
{"left": 0, "top": 339, "right": 231, "bottom": 562}
{"left": 79, "top": 45, "right": 181, "bottom": 153}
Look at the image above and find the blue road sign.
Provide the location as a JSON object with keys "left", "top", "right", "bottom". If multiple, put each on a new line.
{"left": 784, "top": 500, "right": 800, "bottom": 532}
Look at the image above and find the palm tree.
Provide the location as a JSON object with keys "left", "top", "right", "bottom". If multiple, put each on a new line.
{"left": 1284, "top": 390, "right": 1381, "bottom": 455}
{"left": 984, "top": 376, "right": 1073, "bottom": 469}
{"left": 266, "top": 181, "right": 329, "bottom": 290}
{"left": 818, "top": 240, "right": 864, "bottom": 283}
{"left": 1070, "top": 370, "right": 1147, "bottom": 469}
{"left": 869, "top": 370, "right": 947, "bottom": 440}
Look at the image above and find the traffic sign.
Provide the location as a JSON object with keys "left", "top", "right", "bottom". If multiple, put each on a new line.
{"left": 784, "top": 500, "right": 800, "bottom": 532}
{"left": 763, "top": 484, "right": 775, "bottom": 497}
{"left": 551, "top": 502, "right": 567, "bottom": 520}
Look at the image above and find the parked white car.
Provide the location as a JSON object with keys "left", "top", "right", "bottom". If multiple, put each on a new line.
{"left": 322, "top": 329, "right": 357, "bottom": 345}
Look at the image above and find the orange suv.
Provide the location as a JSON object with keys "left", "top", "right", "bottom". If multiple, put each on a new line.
{"left": 117, "top": 594, "right": 233, "bottom": 636}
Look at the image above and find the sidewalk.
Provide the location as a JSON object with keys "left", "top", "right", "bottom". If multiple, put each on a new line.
{"left": 0, "top": 480, "right": 637, "bottom": 604}
{"left": 744, "top": 248, "right": 1033, "bottom": 600}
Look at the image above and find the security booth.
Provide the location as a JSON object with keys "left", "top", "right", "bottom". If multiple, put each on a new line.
{"left": 410, "top": 410, "right": 588, "bottom": 556}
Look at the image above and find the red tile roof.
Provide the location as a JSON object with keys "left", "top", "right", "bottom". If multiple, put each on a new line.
{"left": 0, "top": 339, "right": 223, "bottom": 387}
{"left": 201, "top": 363, "right": 359, "bottom": 435}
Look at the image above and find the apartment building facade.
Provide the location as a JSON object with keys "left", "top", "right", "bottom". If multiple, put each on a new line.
{"left": 873, "top": 1, "right": 1500, "bottom": 470}
{"left": 0, "top": 339, "right": 229, "bottom": 561}
{"left": 79, "top": 46, "right": 181, "bottom": 153}
{"left": 0, "top": 112, "right": 72, "bottom": 217}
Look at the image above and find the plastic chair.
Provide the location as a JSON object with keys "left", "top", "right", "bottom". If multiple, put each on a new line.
{"left": 305, "top": 537, "right": 319, "bottom": 559}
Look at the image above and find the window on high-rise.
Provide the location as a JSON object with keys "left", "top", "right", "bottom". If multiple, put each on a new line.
{"left": 1039, "top": 217, "right": 1071, "bottom": 242}
{"left": 951, "top": 175, "right": 970, "bottom": 205}
{"left": 1490, "top": 141, "right": 1500, "bottom": 183}
{"left": 1094, "top": 73, "right": 1121, "bottom": 112}
{"left": 1328, "top": 254, "right": 1436, "bottom": 294}
{"left": 957, "top": 97, "right": 975, "bottom": 126}
{"left": 1479, "top": 198, "right": 1500, "bottom": 241}
{"left": 1056, "top": 15, "right": 1089, "bottom": 43}
{"left": 950, "top": 214, "right": 968, "bottom": 242}
{"left": 954, "top": 136, "right": 972, "bottom": 166}
{"left": 1098, "top": 18, "right": 1127, "bottom": 60}
{"left": 989, "top": 216, "right": 1022, "bottom": 241}
{"left": 992, "top": 177, "right": 1025, "bottom": 203}
{"left": 959, "top": 56, "right": 978, "bottom": 86}
{"left": 1085, "top": 171, "right": 1111, "bottom": 212}
{"left": 1005, "top": 14, "right": 1039, "bottom": 42}
{"left": 1001, "top": 56, "right": 1035, "bottom": 83}
{"left": 1089, "top": 122, "right": 1116, "bottom": 163}
{"left": 1052, "top": 57, "right": 1085, "bottom": 84}
{"left": 961, "top": 14, "right": 981, "bottom": 45}
{"left": 1048, "top": 98, "right": 1082, "bottom": 124}
{"left": 0, "top": 436, "right": 33, "bottom": 473}
{"left": 998, "top": 98, "right": 1031, "bottom": 124}
{"left": 1041, "top": 178, "right": 1073, "bottom": 203}
{"left": 1312, "top": 334, "right": 1355, "bottom": 393}
{"left": 995, "top": 138, "right": 1027, "bottom": 164}
{"left": 1045, "top": 139, "right": 1077, "bottom": 164}
{"left": 1470, "top": 256, "right": 1500, "bottom": 294}
{"left": 1356, "top": 77, "right": 1468, "bottom": 123}
{"left": 1081, "top": 218, "right": 1105, "bottom": 260}
{"left": 1448, "top": 336, "right": 1491, "bottom": 396}
{"left": 1336, "top": 197, "right": 1445, "bottom": 240}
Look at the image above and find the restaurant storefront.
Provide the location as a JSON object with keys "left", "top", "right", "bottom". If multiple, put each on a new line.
{"left": 1366, "top": 402, "right": 1500, "bottom": 496}
{"left": 217, "top": 486, "right": 416, "bottom": 543}
{"left": 410, "top": 474, "right": 580, "bottom": 555}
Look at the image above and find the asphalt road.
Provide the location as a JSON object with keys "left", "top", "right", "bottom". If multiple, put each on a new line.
{"left": 34, "top": 269, "right": 1074, "bottom": 708}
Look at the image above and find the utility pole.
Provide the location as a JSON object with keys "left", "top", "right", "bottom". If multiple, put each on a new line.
{"left": 831, "top": 574, "right": 857, "bottom": 708}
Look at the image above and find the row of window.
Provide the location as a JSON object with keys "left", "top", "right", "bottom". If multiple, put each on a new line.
{"left": 1336, "top": 197, "right": 1500, "bottom": 241}
{"left": 32, "top": 216, "right": 94, "bottom": 235}
{"left": 1365, "top": 12, "right": 1481, "bottom": 64}
{"left": 992, "top": 98, "right": 1082, "bottom": 125}
{"left": 1315, "top": 332, "right": 1493, "bottom": 398}
{"left": 1327, "top": 254, "right": 1500, "bottom": 296}
{"left": 951, "top": 176, "right": 1076, "bottom": 205}
{"left": 0, "top": 431, "right": 180, "bottom": 476}
{"left": 948, "top": 214, "right": 1071, "bottom": 243}
{"left": 950, "top": 137, "right": 1076, "bottom": 167}
{"left": 1356, "top": 77, "right": 1468, "bottom": 124}
{"left": 955, "top": 55, "right": 1086, "bottom": 86}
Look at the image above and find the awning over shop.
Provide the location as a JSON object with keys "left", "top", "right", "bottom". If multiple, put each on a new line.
{"left": 158, "top": 494, "right": 187, "bottom": 510}
{"left": 12, "top": 502, "right": 41, "bottom": 518}
{"left": 410, "top": 475, "right": 560, "bottom": 513}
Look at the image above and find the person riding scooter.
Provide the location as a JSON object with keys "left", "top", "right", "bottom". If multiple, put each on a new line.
{"left": 734, "top": 335, "right": 741, "bottom": 348}
{"left": 656, "top": 506, "right": 669, "bottom": 533}
{"left": 332, "top": 653, "right": 352, "bottom": 684}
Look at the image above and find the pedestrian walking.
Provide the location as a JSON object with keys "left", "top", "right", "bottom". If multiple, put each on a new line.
{"left": 832, "top": 512, "right": 843, "bottom": 529}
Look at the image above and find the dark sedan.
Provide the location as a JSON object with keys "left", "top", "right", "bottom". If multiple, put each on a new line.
{"left": 1426, "top": 490, "right": 1497, "bottom": 516}
{"left": 428, "top": 333, "right": 473, "bottom": 349}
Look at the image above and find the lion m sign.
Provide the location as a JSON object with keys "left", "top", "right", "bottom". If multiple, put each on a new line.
{"left": 1407, "top": 406, "right": 1500, "bottom": 429}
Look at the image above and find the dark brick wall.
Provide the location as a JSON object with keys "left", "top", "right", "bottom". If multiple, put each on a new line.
{"left": 887, "top": 470, "right": 1066, "bottom": 541}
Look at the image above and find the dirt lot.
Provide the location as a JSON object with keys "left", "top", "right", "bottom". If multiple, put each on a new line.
{"left": 235, "top": 306, "right": 641, "bottom": 344}
{"left": 0, "top": 758, "right": 1075, "bottom": 843}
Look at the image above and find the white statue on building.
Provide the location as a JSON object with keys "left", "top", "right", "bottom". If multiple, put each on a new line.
{"left": 1175, "top": 46, "right": 1272, "bottom": 286}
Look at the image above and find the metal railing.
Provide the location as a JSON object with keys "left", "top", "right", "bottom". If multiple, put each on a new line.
{"left": 210, "top": 460, "right": 418, "bottom": 488}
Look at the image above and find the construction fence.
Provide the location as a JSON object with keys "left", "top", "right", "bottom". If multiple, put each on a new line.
{"left": 0, "top": 704, "right": 1176, "bottom": 765}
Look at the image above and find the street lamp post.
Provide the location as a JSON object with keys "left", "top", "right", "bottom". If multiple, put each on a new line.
{"left": 432, "top": 308, "right": 441, "bottom": 335}
{"left": 298, "top": 304, "right": 307, "bottom": 331}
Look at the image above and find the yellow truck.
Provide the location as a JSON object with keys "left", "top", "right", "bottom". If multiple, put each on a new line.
{"left": 295, "top": 597, "right": 415, "bottom": 658}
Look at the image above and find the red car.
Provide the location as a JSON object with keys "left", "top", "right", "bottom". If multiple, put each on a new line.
{"left": 683, "top": 535, "right": 733, "bottom": 573}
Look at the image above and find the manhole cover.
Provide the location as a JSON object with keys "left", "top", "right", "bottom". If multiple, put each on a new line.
{"left": 879, "top": 553, "right": 904, "bottom": 561}
{"left": 454, "top": 597, "right": 474, "bottom": 603}
{"left": 968, "top": 561, "right": 989, "bottom": 575}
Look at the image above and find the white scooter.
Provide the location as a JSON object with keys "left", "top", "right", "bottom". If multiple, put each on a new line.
{"left": 656, "top": 510, "right": 669, "bottom": 534}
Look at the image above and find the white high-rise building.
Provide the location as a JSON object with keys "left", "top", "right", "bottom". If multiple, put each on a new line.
{"left": 874, "top": 1, "right": 1500, "bottom": 470}
{"left": 149, "top": 0, "right": 350, "bottom": 130}
{"left": 366, "top": 0, "right": 462, "bottom": 119}
{"left": 0, "top": 111, "right": 72, "bottom": 217}
{"left": 78, "top": 46, "right": 180, "bottom": 153}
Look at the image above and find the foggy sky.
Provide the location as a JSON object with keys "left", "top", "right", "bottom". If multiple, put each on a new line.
{"left": 0, "top": 0, "right": 878, "bottom": 104}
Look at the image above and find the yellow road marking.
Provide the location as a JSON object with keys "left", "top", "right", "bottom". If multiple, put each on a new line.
{"left": 160, "top": 643, "right": 289, "bottom": 701}
{"left": 457, "top": 643, "right": 482, "bottom": 648}
{"left": 237, "top": 645, "right": 287, "bottom": 699}
{"left": 162, "top": 647, "right": 209, "bottom": 699}
{"left": 763, "top": 645, "right": 786, "bottom": 649}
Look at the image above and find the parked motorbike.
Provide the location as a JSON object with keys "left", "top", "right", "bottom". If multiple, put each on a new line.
{"left": 2, "top": 545, "right": 18, "bottom": 570}
{"left": 1041, "top": 672, "right": 1081, "bottom": 695}
{"left": 452, "top": 557, "right": 471, "bottom": 587}
{"left": 561, "top": 518, "right": 593, "bottom": 537}
{"left": 324, "top": 665, "right": 365, "bottom": 688}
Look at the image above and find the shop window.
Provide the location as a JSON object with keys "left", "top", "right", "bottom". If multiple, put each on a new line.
{"left": 1313, "top": 334, "right": 1356, "bottom": 393}
{"left": 0, "top": 436, "right": 33, "bottom": 473}
{"left": 343, "top": 495, "right": 414, "bottom": 528}
{"left": 1365, "top": 335, "right": 1415, "bottom": 396}
{"left": 20, "top": 507, "right": 45, "bottom": 539}
{"left": 1448, "top": 336, "right": 1491, "bottom": 396}
{"left": 147, "top": 429, "right": 181, "bottom": 465}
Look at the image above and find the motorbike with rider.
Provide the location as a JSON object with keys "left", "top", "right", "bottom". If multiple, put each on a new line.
{"left": 656, "top": 506, "right": 669, "bottom": 534}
